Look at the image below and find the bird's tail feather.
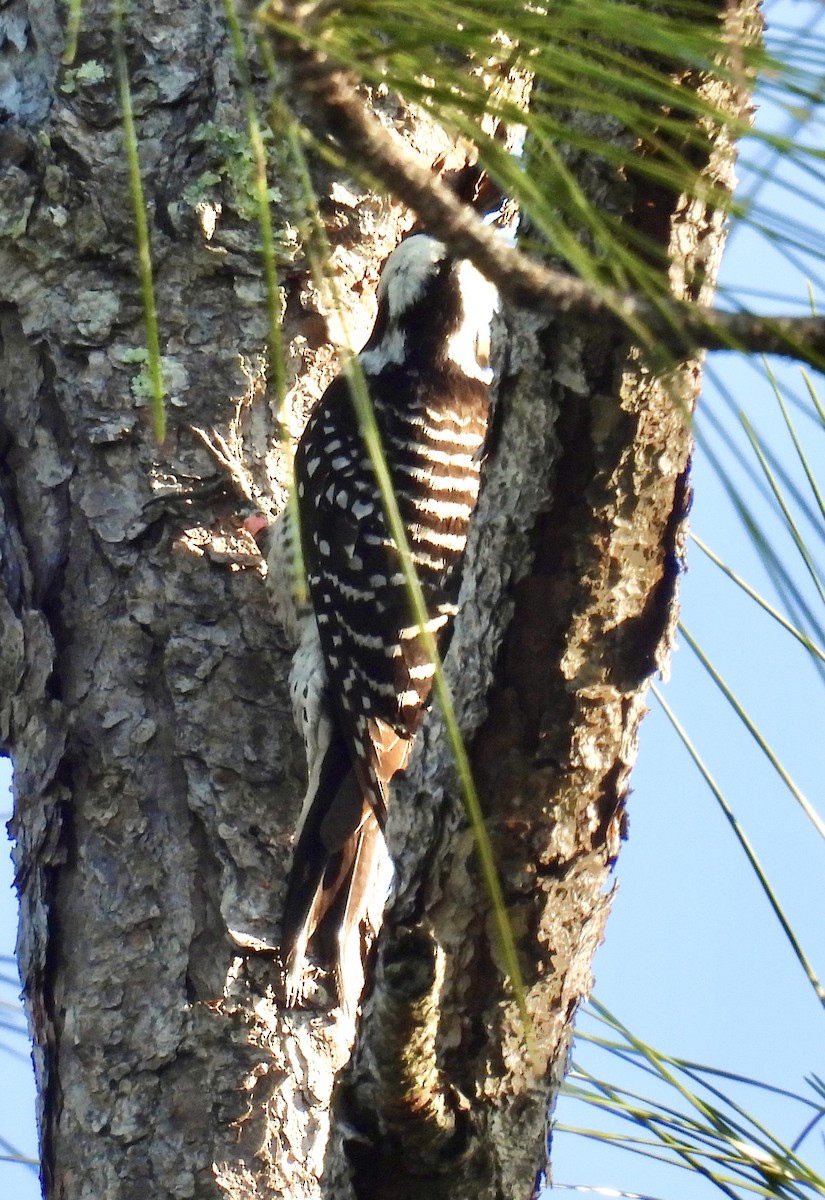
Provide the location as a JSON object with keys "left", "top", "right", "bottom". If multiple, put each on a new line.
{"left": 282, "top": 737, "right": 391, "bottom": 1010}
{"left": 333, "top": 816, "right": 392, "bottom": 1015}
{"left": 282, "top": 719, "right": 409, "bottom": 1011}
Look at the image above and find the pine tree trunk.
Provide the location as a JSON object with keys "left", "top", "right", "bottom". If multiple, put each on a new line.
{"left": 0, "top": 0, "right": 759, "bottom": 1197}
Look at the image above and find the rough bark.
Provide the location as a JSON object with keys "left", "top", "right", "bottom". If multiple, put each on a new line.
{"left": 0, "top": 1, "right": 758, "bottom": 1198}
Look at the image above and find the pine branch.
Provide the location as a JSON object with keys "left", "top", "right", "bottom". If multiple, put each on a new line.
{"left": 261, "top": 8, "right": 825, "bottom": 370}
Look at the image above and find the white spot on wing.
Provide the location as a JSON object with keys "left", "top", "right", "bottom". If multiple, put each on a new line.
{"left": 339, "top": 623, "right": 386, "bottom": 650}
{"left": 328, "top": 578, "right": 375, "bottom": 602}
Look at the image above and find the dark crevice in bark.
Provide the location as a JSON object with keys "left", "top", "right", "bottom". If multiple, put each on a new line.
{"left": 593, "top": 756, "right": 632, "bottom": 860}
{"left": 480, "top": 337, "right": 625, "bottom": 775}
{"left": 0, "top": 313, "right": 70, "bottom": 619}
{"left": 610, "top": 464, "right": 693, "bottom": 691}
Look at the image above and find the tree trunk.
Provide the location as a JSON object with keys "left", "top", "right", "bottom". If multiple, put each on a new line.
{"left": 0, "top": 1, "right": 759, "bottom": 1197}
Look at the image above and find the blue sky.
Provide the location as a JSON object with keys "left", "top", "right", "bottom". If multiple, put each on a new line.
{"left": 1, "top": 3, "right": 824, "bottom": 1196}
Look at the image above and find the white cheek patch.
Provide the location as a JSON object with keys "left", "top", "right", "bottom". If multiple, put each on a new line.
{"left": 445, "top": 258, "right": 498, "bottom": 382}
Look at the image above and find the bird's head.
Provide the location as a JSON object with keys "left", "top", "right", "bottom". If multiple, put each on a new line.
{"left": 360, "top": 234, "right": 497, "bottom": 382}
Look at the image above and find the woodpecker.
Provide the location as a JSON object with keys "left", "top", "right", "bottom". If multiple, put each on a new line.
{"left": 271, "top": 233, "right": 497, "bottom": 1012}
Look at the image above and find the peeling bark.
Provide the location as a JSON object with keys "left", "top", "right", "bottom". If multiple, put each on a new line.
{"left": 0, "top": 1, "right": 759, "bottom": 1198}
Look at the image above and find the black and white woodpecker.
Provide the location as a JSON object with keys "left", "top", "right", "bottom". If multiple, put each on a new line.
{"left": 265, "top": 232, "right": 498, "bottom": 1012}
